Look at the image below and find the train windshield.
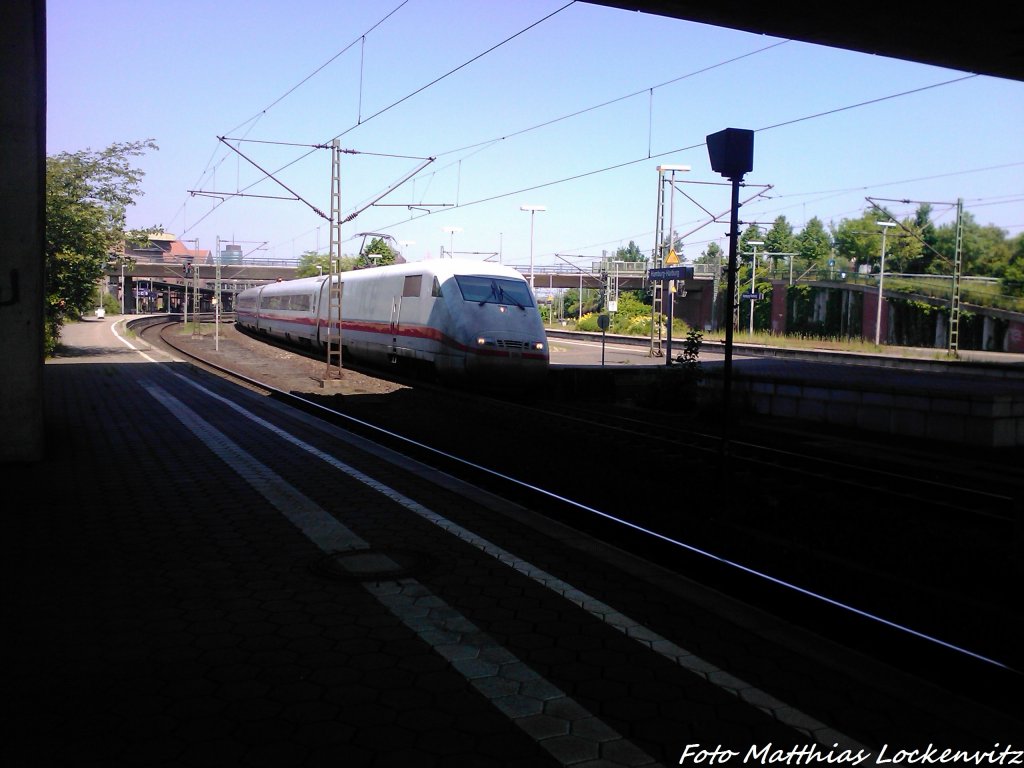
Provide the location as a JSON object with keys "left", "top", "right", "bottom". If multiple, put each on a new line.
{"left": 455, "top": 275, "right": 535, "bottom": 308}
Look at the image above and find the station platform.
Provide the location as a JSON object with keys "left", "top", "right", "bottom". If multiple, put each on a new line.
{"left": 5, "top": 317, "right": 1020, "bottom": 767}
{"left": 545, "top": 330, "right": 1024, "bottom": 447}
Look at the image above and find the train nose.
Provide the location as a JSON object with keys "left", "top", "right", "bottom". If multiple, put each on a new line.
{"left": 468, "top": 333, "right": 549, "bottom": 385}
{"left": 474, "top": 336, "right": 547, "bottom": 356}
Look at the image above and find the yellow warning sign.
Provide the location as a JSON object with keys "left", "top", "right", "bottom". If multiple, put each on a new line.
{"left": 666, "top": 249, "right": 679, "bottom": 265}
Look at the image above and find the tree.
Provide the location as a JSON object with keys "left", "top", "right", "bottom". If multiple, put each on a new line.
{"left": 832, "top": 209, "right": 925, "bottom": 275}
{"left": 296, "top": 250, "right": 359, "bottom": 277}
{"left": 45, "top": 139, "right": 158, "bottom": 354}
{"left": 763, "top": 216, "right": 797, "bottom": 271}
{"left": 614, "top": 241, "right": 646, "bottom": 263}
{"left": 913, "top": 204, "right": 940, "bottom": 273}
{"left": 125, "top": 225, "right": 165, "bottom": 250}
{"left": 1003, "top": 234, "right": 1024, "bottom": 295}
{"left": 930, "top": 211, "right": 1007, "bottom": 278}
{"left": 831, "top": 212, "right": 892, "bottom": 273}
{"left": 738, "top": 224, "right": 765, "bottom": 254}
{"left": 694, "top": 241, "right": 724, "bottom": 267}
{"left": 738, "top": 225, "right": 765, "bottom": 284}
{"left": 357, "top": 237, "right": 398, "bottom": 268}
{"left": 796, "top": 217, "right": 832, "bottom": 273}
{"left": 884, "top": 221, "right": 924, "bottom": 273}
{"left": 296, "top": 250, "right": 330, "bottom": 278}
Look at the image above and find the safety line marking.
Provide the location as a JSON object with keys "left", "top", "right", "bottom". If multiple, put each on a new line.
{"left": 145, "top": 383, "right": 661, "bottom": 767}
{"left": 164, "top": 372, "right": 863, "bottom": 750}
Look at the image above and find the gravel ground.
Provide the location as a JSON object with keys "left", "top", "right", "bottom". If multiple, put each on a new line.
{"left": 162, "top": 321, "right": 411, "bottom": 397}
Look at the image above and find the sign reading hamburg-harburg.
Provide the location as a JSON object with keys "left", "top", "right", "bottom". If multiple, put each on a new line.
{"left": 648, "top": 266, "right": 694, "bottom": 281}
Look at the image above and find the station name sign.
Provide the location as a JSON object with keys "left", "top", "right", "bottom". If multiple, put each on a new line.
{"left": 648, "top": 266, "right": 694, "bottom": 281}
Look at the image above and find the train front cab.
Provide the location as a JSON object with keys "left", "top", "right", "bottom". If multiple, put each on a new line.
{"left": 438, "top": 271, "right": 549, "bottom": 387}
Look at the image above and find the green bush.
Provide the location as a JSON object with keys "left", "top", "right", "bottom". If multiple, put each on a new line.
{"left": 614, "top": 312, "right": 657, "bottom": 336}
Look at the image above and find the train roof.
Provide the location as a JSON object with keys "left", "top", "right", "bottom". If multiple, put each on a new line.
{"left": 339, "top": 258, "right": 526, "bottom": 283}
{"left": 240, "top": 259, "right": 529, "bottom": 297}
{"left": 241, "top": 275, "right": 325, "bottom": 298}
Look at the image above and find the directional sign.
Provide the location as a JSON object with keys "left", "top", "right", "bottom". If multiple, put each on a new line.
{"left": 742, "top": 292, "right": 764, "bottom": 300}
{"left": 648, "top": 266, "right": 694, "bottom": 281}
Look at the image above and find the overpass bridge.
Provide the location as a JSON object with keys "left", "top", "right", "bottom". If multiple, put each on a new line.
{"left": 104, "top": 259, "right": 302, "bottom": 283}
{"left": 105, "top": 258, "right": 714, "bottom": 312}
{"left": 107, "top": 258, "right": 712, "bottom": 287}
{"left": 501, "top": 261, "right": 715, "bottom": 290}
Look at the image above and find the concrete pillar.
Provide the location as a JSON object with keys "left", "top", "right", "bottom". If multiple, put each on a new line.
{"left": 1007, "top": 320, "right": 1024, "bottom": 353}
{"left": 0, "top": 0, "right": 46, "bottom": 463}
{"left": 770, "top": 280, "right": 787, "bottom": 335}
{"left": 862, "top": 287, "right": 887, "bottom": 343}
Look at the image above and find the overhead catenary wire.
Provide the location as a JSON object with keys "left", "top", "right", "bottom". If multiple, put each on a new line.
{"left": 177, "top": 4, "right": 1015, "bottom": 259}
{"left": 175, "top": 1, "right": 412, "bottom": 233}
{"left": 368, "top": 73, "right": 998, "bottom": 235}
{"left": 223, "top": 0, "right": 410, "bottom": 138}
{"left": 178, "top": 1, "right": 578, "bottom": 237}
{"left": 429, "top": 39, "right": 793, "bottom": 160}
{"left": 232, "top": 0, "right": 579, "bottom": 194}
{"left": 749, "top": 163, "right": 1024, "bottom": 226}
{"left": 194, "top": 17, "right": 837, "bottom": 246}
{"left": 366, "top": 66, "right": 997, "bottom": 250}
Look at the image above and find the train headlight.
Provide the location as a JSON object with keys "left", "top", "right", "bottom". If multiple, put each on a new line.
{"left": 477, "top": 336, "right": 488, "bottom": 346}
{"left": 533, "top": 341, "right": 545, "bottom": 351}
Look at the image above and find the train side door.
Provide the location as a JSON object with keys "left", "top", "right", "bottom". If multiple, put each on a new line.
{"left": 389, "top": 284, "right": 400, "bottom": 363}
{"left": 389, "top": 297, "right": 400, "bottom": 335}
{"left": 390, "top": 274, "right": 423, "bottom": 360}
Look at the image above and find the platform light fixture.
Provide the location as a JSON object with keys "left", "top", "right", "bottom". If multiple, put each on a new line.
{"left": 520, "top": 205, "right": 546, "bottom": 290}
{"left": 442, "top": 227, "right": 461, "bottom": 258}
{"left": 875, "top": 221, "right": 897, "bottom": 345}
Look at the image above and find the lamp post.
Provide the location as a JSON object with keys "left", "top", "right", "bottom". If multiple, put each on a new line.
{"left": 520, "top": 205, "right": 546, "bottom": 290}
{"left": 875, "top": 221, "right": 896, "bottom": 345}
{"left": 746, "top": 240, "right": 764, "bottom": 335}
{"left": 442, "top": 227, "right": 461, "bottom": 258}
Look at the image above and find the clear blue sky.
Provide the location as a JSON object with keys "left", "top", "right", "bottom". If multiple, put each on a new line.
{"left": 47, "top": 0, "right": 1024, "bottom": 270}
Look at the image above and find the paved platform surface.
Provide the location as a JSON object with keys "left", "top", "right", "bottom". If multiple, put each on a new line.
{"left": 5, "top": 317, "right": 1021, "bottom": 767}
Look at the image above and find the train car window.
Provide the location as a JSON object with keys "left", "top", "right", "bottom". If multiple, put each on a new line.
{"left": 402, "top": 275, "right": 422, "bottom": 298}
{"left": 455, "top": 275, "right": 535, "bottom": 307}
{"left": 431, "top": 277, "right": 442, "bottom": 297}
{"left": 287, "top": 294, "right": 311, "bottom": 311}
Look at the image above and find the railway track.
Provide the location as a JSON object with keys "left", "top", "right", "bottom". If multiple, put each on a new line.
{"left": 508, "top": 398, "right": 1020, "bottom": 522}
{"left": 141, "top": 316, "right": 1023, "bottom": 696}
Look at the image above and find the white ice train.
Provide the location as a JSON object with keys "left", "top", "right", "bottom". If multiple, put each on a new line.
{"left": 234, "top": 259, "right": 549, "bottom": 386}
